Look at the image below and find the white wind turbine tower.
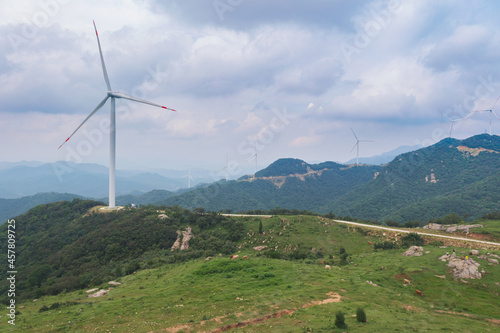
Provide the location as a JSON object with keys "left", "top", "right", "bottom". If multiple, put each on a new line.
{"left": 350, "top": 128, "right": 373, "bottom": 166}
{"left": 224, "top": 154, "right": 229, "bottom": 181}
{"left": 471, "top": 96, "right": 500, "bottom": 136}
{"left": 58, "top": 21, "right": 176, "bottom": 209}
{"left": 253, "top": 150, "right": 258, "bottom": 179}
{"left": 182, "top": 169, "right": 194, "bottom": 188}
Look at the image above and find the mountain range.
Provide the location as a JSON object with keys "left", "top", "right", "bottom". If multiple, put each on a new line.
{"left": 157, "top": 134, "right": 500, "bottom": 222}
{"left": 2, "top": 135, "right": 499, "bottom": 223}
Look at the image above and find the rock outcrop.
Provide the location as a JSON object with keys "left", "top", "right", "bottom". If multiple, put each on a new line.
{"left": 423, "top": 223, "right": 483, "bottom": 233}
{"left": 401, "top": 246, "right": 424, "bottom": 257}
{"left": 439, "top": 254, "right": 482, "bottom": 279}
{"left": 171, "top": 227, "right": 194, "bottom": 251}
{"left": 447, "top": 257, "right": 482, "bottom": 279}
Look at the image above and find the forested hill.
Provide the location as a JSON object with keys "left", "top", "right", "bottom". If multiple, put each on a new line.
{"left": 159, "top": 159, "right": 382, "bottom": 212}
{"left": 326, "top": 134, "right": 500, "bottom": 221}
{"left": 0, "top": 199, "right": 244, "bottom": 301}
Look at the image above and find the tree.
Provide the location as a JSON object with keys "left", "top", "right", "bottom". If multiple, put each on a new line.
{"left": 258, "top": 220, "right": 263, "bottom": 234}
{"left": 335, "top": 311, "right": 347, "bottom": 329}
{"left": 339, "top": 247, "right": 348, "bottom": 265}
{"left": 356, "top": 307, "right": 367, "bottom": 323}
{"left": 442, "top": 212, "right": 462, "bottom": 225}
{"left": 401, "top": 233, "right": 424, "bottom": 248}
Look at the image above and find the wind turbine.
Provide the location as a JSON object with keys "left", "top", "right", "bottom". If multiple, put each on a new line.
{"left": 224, "top": 154, "right": 229, "bottom": 181}
{"left": 186, "top": 170, "right": 194, "bottom": 189}
{"left": 253, "top": 150, "right": 258, "bottom": 179}
{"left": 58, "top": 21, "right": 176, "bottom": 209}
{"left": 350, "top": 128, "right": 373, "bottom": 166}
{"left": 471, "top": 96, "right": 500, "bottom": 135}
{"left": 442, "top": 112, "right": 464, "bottom": 138}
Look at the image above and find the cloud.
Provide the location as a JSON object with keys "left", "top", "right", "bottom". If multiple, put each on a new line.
{"left": 3, "top": 0, "right": 500, "bottom": 170}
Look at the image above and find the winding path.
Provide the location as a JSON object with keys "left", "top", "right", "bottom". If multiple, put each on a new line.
{"left": 330, "top": 218, "right": 500, "bottom": 247}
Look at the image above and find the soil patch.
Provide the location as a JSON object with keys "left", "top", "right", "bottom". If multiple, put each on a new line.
{"left": 163, "top": 292, "right": 342, "bottom": 333}
{"left": 209, "top": 292, "right": 341, "bottom": 332}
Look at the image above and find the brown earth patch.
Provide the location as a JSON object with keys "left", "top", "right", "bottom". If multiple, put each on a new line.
{"left": 403, "top": 305, "right": 419, "bottom": 312}
{"left": 487, "top": 318, "right": 500, "bottom": 325}
{"left": 434, "top": 310, "right": 475, "bottom": 318}
{"left": 165, "top": 324, "right": 191, "bottom": 332}
{"left": 467, "top": 233, "right": 494, "bottom": 241}
{"left": 163, "top": 292, "right": 342, "bottom": 333}
{"left": 208, "top": 292, "right": 341, "bottom": 332}
{"left": 457, "top": 146, "right": 499, "bottom": 157}
{"left": 394, "top": 273, "right": 411, "bottom": 280}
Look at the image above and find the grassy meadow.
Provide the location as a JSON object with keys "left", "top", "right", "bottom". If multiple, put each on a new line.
{"left": 2, "top": 215, "right": 500, "bottom": 332}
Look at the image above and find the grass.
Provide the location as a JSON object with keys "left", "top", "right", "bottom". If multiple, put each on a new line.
{"left": 3, "top": 215, "right": 500, "bottom": 332}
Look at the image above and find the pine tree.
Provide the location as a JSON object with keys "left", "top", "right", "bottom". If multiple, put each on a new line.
{"left": 356, "top": 307, "right": 367, "bottom": 323}
{"left": 258, "top": 220, "right": 263, "bottom": 234}
{"left": 335, "top": 311, "right": 347, "bottom": 329}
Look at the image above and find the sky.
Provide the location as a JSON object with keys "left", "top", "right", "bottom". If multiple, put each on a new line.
{"left": 2, "top": 0, "right": 500, "bottom": 178}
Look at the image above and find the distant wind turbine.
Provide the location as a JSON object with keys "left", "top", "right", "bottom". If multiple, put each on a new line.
{"left": 442, "top": 112, "right": 464, "bottom": 138}
{"left": 250, "top": 148, "right": 258, "bottom": 179}
{"left": 350, "top": 128, "right": 373, "bottom": 166}
{"left": 186, "top": 170, "right": 194, "bottom": 189}
{"left": 58, "top": 21, "right": 176, "bottom": 209}
{"left": 471, "top": 96, "right": 500, "bottom": 135}
{"left": 225, "top": 154, "right": 229, "bottom": 181}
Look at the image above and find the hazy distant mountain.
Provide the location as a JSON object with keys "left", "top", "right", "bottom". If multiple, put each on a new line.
{"left": 0, "top": 162, "right": 188, "bottom": 199}
{"left": 345, "top": 144, "right": 423, "bottom": 165}
{"left": 0, "top": 192, "right": 85, "bottom": 224}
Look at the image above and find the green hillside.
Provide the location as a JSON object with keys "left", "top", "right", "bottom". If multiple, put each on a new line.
{"left": 326, "top": 134, "right": 500, "bottom": 221}
{"left": 159, "top": 160, "right": 382, "bottom": 212}
{"left": 1, "top": 200, "right": 500, "bottom": 332}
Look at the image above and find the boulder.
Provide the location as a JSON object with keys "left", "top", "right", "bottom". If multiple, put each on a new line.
{"left": 423, "top": 223, "right": 444, "bottom": 230}
{"left": 469, "top": 250, "right": 480, "bottom": 256}
{"left": 402, "top": 246, "right": 424, "bottom": 257}
{"left": 487, "top": 258, "right": 499, "bottom": 265}
{"left": 87, "top": 289, "right": 108, "bottom": 298}
{"left": 447, "top": 257, "right": 482, "bottom": 279}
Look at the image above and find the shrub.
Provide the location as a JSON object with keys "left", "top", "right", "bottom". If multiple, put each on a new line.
{"left": 335, "top": 311, "right": 347, "bottom": 329}
{"left": 356, "top": 307, "right": 367, "bottom": 323}
{"left": 125, "top": 262, "right": 140, "bottom": 275}
{"left": 339, "top": 247, "right": 348, "bottom": 265}
{"left": 441, "top": 213, "right": 462, "bottom": 225}
{"left": 386, "top": 220, "right": 400, "bottom": 227}
{"left": 482, "top": 211, "right": 500, "bottom": 220}
{"left": 401, "top": 233, "right": 424, "bottom": 248}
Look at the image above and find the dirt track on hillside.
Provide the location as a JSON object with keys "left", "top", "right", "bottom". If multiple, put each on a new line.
{"left": 162, "top": 292, "right": 341, "bottom": 333}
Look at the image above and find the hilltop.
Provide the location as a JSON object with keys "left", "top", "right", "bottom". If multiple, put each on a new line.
{"left": 0, "top": 200, "right": 499, "bottom": 332}
{"left": 160, "top": 158, "right": 382, "bottom": 212}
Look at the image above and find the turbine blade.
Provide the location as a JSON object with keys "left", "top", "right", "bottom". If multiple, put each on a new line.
{"left": 58, "top": 96, "right": 109, "bottom": 149}
{"left": 112, "top": 92, "right": 176, "bottom": 111}
{"left": 93, "top": 21, "right": 112, "bottom": 91}
{"left": 350, "top": 128, "right": 359, "bottom": 141}
{"left": 492, "top": 110, "right": 500, "bottom": 120}
{"left": 490, "top": 95, "right": 500, "bottom": 110}
{"left": 350, "top": 142, "right": 358, "bottom": 153}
